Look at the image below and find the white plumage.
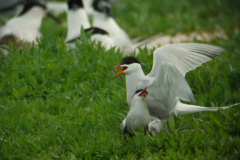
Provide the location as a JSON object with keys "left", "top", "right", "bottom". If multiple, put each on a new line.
{"left": 0, "top": 6, "right": 45, "bottom": 45}
{"left": 65, "top": 0, "right": 90, "bottom": 42}
{"left": 111, "top": 43, "right": 235, "bottom": 120}
{"left": 91, "top": 0, "right": 133, "bottom": 54}
{"left": 121, "top": 89, "right": 163, "bottom": 135}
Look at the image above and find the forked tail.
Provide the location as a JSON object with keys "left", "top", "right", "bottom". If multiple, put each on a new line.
{"left": 174, "top": 101, "right": 239, "bottom": 116}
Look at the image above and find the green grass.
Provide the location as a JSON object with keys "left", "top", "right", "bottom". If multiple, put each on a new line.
{"left": 1, "top": 0, "right": 240, "bottom": 159}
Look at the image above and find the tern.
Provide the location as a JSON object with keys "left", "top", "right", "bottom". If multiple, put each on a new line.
{"left": 91, "top": 0, "right": 163, "bottom": 55}
{"left": 65, "top": 0, "right": 115, "bottom": 51}
{"left": 65, "top": 0, "right": 162, "bottom": 55}
{"left": 0, "top": 0, "right": 25, "bottom": 20}
{"left": 65, "top": 0, "right": 131, "bottom": 55}
{"left": 92, "top": 0, "right": 130, "bottom": 40}
{"left": 111, "top": 43, "right": 237, "bottom": 120}
{"left": 65, "top": 0, "right": 91, "bottom": 42}
{"left": 0, "top": 0, "right": 64, "bottom": 50}
{"left": 121, "top": 88, "right": 163, "bottom": 135}
{"left": 91, "top": 0, "right": 134, "bottom": 54}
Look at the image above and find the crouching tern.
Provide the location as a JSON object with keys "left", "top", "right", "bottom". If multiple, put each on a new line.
{"left": 111, "top": 43, "right": 238, "bottom": 120}
{"left": 0, "top": 0, "right": 64, "bottom": 55}
{"left": 121, "top": 88, "right": 163, "bottom": 135}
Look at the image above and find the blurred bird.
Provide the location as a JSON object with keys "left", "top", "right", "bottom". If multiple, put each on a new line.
{"left": 92, "top": 0, "right": 132, "bottom": 49}
{"left": 65, "top": 0, "right": 91, "bottom": 42}
{"left": 111, "top": 43, "right": 237, "bottom": 120}
{"left": 65, "top": 0, "right": 134, "bottom": 55}
{"left": 82, "top": 0, "right": 117, "bottom": 17}
{"left": 0, "top": 0, "right": 26, "bottom": 21}
{"left": 65, "top": 0, "right": 115, "bottom": 50}
{"left": 0, "top": 0, "right": 64, "bottom": 56}
{"left": 121, "top": 88, "right": 163, "bottom": 135}
{"left": 91, "top": 0, "right": 163, "bottom": 55}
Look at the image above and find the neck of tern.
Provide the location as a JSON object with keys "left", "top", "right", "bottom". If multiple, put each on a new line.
{"left": 126, "top": 97, "right": 151, "bottom": 131}
{"left": 92, "top": 11, "right": 129, "bottom": 39}
{"left": 126, "top": 68, "right": 146, "bottom": 106}
{"left": 66, "top": 8, "right": 90, "bottom": 41}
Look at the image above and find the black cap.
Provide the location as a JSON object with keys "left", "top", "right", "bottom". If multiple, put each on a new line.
{"left": 19, "top": 0, "right": 47, "bottom": 16}
{"left": 68, "top": 0, "right": 84, "bottom": 10}
{"left": 120, "top": 57, "right": 141, "bottom": 65}
{"left": 93, "top": 0, "right": 113, "bottom": 17}
{"left": 134, "top": 89, "right": 148, "bottom": 95}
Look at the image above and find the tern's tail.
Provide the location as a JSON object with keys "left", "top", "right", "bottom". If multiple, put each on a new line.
{"left": 174, "top": 102, "right": 239, "bottom": 116}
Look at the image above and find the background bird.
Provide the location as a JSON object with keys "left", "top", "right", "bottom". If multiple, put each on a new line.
{"left": 0, "top": 0, "right": 26, "bottom": 21}
{"left": 0, "top": 0, "right": 64, "bottom": 56}
{"left": 65, "top": 0, "right": 91, "bottom": 42}
{"left": 91, "top": 0, "right": 163, "bottom": 55}
{"left": 65, "top": 0, "right": 132, "bottom": 55}
{"left": 91, "top": 0, "right": 134, "bottom": 54}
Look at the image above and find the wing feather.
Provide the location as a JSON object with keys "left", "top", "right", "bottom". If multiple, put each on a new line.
{"left": 148, "top": 62, "right": 195, "bottom": 114}
{"left": 147, "top": 43, "right": 224, "bottom": 77}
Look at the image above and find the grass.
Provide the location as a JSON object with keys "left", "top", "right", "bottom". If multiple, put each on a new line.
{"left": 0, "top": 0, "right": 240, "bottom": 159}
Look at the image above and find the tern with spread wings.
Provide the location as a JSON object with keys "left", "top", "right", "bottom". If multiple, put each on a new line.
{"left": 111, "top": 43, "right": 237, "bottom": 120}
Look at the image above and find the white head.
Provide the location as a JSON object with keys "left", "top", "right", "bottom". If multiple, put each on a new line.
{"left": 131, "top": 88, "right": 148, "bottom": 106}
{"left": 110, "top": 57, "right": 142, "bottom": 79}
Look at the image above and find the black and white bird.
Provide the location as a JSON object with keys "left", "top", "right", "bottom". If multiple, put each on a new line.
{"left": 0, "top": 0, "right": 64, "bottom": 53}
{"left": 0, "top": 0, "right": 26, "bottom": 21}
{"left": 91, "top": 0, "right": 163, "bottom": 55}
{"left": 65, "top": 0, "right": 91, "bottom": 42}
{"left": 65, "top": 0, "right": 115, "bottom": 51}
{"left": 92, "top": 0, "right": 130, "bottom": 40}
{"left": 121, "top": 88, "right": 163, "bottom": 135}
{"left": 111, "top": 43, "right": 237, "bottom": 120}
{"left": 91, "top": 0, "right": 134, "bottom": 54}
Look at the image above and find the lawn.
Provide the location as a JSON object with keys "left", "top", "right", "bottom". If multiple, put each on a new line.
{"left": 0, "top": 0, "right": 240, "bottom": 159}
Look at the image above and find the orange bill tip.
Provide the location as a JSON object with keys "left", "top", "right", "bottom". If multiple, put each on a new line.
{"left": 138, "top": 88, "right": 147, "bottom": 97}
{"left": 111, "top": 66, "right": 128, "bottom": 80}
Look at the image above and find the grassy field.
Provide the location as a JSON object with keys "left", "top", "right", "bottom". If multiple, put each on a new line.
{"left": 1, "top": 0, "right": 240, "bottom": 159}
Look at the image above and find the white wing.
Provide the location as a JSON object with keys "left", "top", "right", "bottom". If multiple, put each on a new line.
{"left": 147, "top": 43, "right": 224, "bottom": 77}
{"left": 120, "top": 118, "right": 127, "bottom": 134}
{"left": 147, "top": 62, "right": 195, "bottom": 114}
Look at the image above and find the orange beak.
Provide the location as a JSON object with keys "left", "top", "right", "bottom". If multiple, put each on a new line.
{"left": 110, "top": 65, "right": 128, "bottom": 80}
{"left": 138, "top": 88, "right": 147, "bottom": 97}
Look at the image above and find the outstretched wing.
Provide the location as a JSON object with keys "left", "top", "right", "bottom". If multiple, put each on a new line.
{"left": 147, "top": 62, "right": 195, "bottom": 115}
{"left": 147, "top": 43, "right": 224, "bottom": 77}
